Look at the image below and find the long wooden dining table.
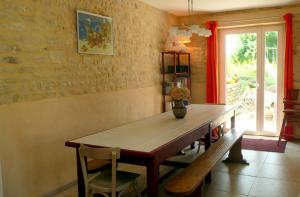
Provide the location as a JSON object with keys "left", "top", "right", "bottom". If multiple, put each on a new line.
{"left": 65, "top": 104, "right": 235, "bottom": 197}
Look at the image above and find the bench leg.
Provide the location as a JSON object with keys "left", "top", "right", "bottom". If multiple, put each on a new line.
{"left": 223, "top": 136, "right": 249, "bottom": 165}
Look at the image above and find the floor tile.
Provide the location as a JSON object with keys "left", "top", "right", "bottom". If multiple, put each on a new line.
{"left": 214, "top": 161, "right": 263, "bottom": 177}
{"left": 204, "top": 172, "right": 255, "bottom": 195}
{"left": 285, "top": 140, "right": 300, "bottom": 150}
{"left": 265, "top": 152, "right": 300, "bottom": 167}
{"left": 203, "top": 189, "right": 247, "bottom": 197}
{"left": 249, "top": 177, "right": 300, "bottom": 197}
{"left": 240, "top": 150, "right": 269, "bottom": 163}
{"left": 258, "top": 163, "right": 300, "bottom": 182}
{"left": 221, "top": 149, "right": 268, "bottom": 164}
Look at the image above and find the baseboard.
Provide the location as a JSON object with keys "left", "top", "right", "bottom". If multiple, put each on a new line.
{"left": 40, "top": 180, "right": 77, "bottom": 197}
{"left": 0, "top": 161, "right": 3, "bottom": 197}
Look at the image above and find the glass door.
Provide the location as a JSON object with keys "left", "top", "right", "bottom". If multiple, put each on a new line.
{"left": 262, "top": 27, "right": 284, "bottom": 135}
{"left": 219, "top": 25, "right": 284, "bottom": 136}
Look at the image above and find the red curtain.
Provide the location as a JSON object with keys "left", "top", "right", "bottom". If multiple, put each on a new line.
{"left": 206, "top": 21, "right": 219, "bottom": 138}
{"left": 206, "top": 21, "right": 218, "bottom": 104}
{"left": 283, "top": 13, "right": 294, "bottom": 140}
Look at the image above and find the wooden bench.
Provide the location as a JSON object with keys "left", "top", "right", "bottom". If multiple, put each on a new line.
{"left": 164, "top": 128, "right": 248, "bottom": 197}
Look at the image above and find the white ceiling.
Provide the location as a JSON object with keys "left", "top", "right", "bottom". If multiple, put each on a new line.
{"left": 139, "top": 0, "right": 300, "bottom": 16}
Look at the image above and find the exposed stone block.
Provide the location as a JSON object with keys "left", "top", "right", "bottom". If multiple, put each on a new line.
{"left": 0, "top": 0, "right": 177, "bottom": 105}
{"left": 2, "top": 56, "right": 20, "bottom": 64}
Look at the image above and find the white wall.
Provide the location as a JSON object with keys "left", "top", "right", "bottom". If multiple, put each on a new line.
{"left": 0, "top": 86, "right": 162, "bottom": 197}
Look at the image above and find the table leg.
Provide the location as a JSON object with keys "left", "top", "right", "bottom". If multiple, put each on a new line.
{"left": 190, "top": 142, "right": 196, "bottom": 149}
{"left": 219, "top": 124, "right": 224, "bottom": 137}
{"left": 147, "top": 158, "right": 159, "bottom": 197}
{"left": 76, "top": 148, "right": 85, "bottom": 197}
{"left": 205, "top": 124, "right": 212, "bottom": 183}
{"left": 231, "top": 111, "right": 235, "bottom": 129}
{"left": 204, "top": 124, "right": 212, "bottom": 151}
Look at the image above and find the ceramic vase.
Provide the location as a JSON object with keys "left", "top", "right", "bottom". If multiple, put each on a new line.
{"left": 172, "top": 100, "right": 187, "bottom": 119}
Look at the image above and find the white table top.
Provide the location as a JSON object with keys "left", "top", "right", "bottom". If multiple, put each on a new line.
{"left": 70, "top": 104, "right": 233, "bottom": 153}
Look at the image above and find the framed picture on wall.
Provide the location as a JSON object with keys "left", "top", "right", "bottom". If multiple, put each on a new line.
{"left": 77, "top": 10, "right": 113, "bottom": 55}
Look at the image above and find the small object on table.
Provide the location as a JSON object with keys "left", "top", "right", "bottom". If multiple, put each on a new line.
{"left": 172, "top": 99, "right": 187, "bottom": 119}
{"left": 169, "top": 87, "right": 191, "bottom": 119}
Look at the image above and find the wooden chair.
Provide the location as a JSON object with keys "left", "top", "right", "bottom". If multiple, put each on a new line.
{"left": 288, "top": 89, "right": 300, "bottom": 101}
{"left": 79, "top": 145, "right": 141, "bottom": 197}
{"left": 87, "top": 159, "right": 111, "bottom": 174}
{"left": 278, "top": 89, "right": 300, "bottom": 144}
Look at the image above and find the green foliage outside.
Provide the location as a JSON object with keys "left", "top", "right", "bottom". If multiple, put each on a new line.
{"left": 231, "top": 34, "right": 257, "bottom": 65}
{"left": 226, "top": 32, "right": 278, "bottom": 94}
{"left": 265, "top": 32, "right": 278, "bottom": 64}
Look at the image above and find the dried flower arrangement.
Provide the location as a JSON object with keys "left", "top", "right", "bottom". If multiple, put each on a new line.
{"left": 169, "top": 87, "right": 191, "bottom": 101}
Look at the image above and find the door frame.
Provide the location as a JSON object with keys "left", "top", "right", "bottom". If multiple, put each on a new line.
{"left": 218, "top": 25, "right": 284, "bottom": 136}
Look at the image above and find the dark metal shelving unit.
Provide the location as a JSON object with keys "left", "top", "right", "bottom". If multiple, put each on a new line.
{"left": 161, "top": 51, "right": 191, "bottom": 112}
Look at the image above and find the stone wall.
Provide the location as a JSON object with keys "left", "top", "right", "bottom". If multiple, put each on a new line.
{"left": 0, "top": 1, "right": 177, "bottom": 196}
{"left": 0, "top": 0, "right": 176, "bottom": 105}
{"left": 185, "top": 36, "right": 207, "bottom": 103}
{"left": 226, "top": 82, "right": 242, "bottom": 105}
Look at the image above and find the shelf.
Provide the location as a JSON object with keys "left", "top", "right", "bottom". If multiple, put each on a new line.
{"left": 161, "top": 51, "right": 191, "bottom": 55}
{"left": 162, "top": 72, "right": 190, "bottom": 77}
{"left": 161, "top": 51, "right": 191, "bottom": 112}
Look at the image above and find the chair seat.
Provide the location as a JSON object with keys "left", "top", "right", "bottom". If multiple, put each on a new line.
{"left": 89, "top": 169, "right": 140, "bottom": 193}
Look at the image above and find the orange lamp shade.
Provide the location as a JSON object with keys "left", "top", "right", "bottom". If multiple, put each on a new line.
{"left": 177, "top": 36, "right": 191, "bottom": 44}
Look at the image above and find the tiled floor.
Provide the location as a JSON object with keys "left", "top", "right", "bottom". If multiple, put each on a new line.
{"left": 57, "top": 139, "right": 300, "bottom": 197}
{"left": 204, "top": 140, "right": 300, "bottom": 197}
